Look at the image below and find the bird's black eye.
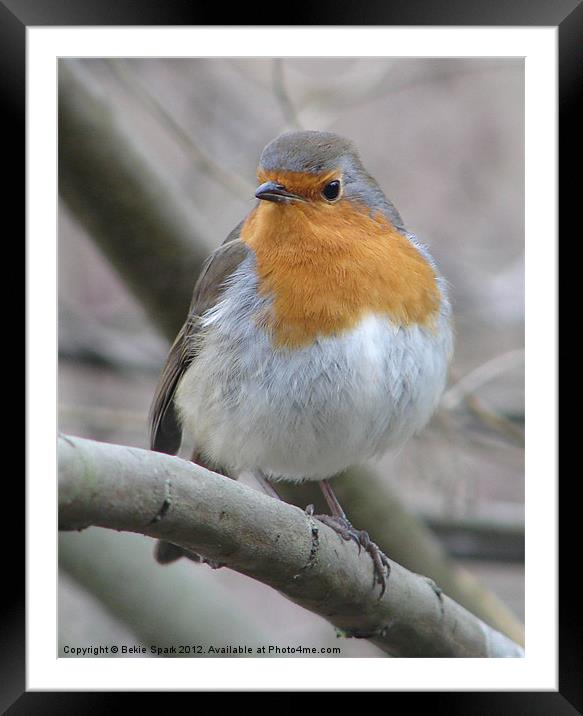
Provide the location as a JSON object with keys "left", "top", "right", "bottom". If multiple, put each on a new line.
{"left": 322, "top": 180, "right": 341, "bottom": 202}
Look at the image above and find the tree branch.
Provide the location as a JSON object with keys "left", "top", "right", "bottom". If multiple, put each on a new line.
{"left": 58, "top": 434, "right": 524, "bottom": 658}
{"left": 58, "top": 60, "right": 211, "bottom": 339}
{"left": 272, "top": 59, "right": 303, "bottom": 130}
{"left": 106, "top": 59, "right": 254, "bottom": 201}
{"left": 59, "top": 529, "right": 280, "bottom": 657}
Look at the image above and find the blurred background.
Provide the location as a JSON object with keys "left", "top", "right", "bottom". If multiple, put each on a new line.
{"left": 58, "top": 57, "right": 524, "bottom": 657}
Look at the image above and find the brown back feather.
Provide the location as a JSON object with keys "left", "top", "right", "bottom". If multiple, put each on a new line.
{"left": 149, "top": 225, "right": 249, "bottom": 454}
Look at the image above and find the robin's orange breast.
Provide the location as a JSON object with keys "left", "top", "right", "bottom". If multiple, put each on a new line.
{"left": 241, "top": 195, "right": 441, "bottom": 348}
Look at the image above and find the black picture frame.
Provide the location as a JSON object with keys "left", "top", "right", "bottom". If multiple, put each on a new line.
{"left": 12, "top": 0, "right": 572, "bottom": 710}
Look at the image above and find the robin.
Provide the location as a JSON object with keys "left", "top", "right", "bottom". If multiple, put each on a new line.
{"left": 149, "top": 130, "right": 454, "bottom": 595}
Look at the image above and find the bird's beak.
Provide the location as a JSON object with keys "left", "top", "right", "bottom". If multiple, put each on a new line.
{"left": 255, "top": 180, "right": 305, "bottom": 203}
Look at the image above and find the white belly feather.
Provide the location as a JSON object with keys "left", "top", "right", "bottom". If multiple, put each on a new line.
{"left": 175, "top": 257, "right": 453, "bottom": 481}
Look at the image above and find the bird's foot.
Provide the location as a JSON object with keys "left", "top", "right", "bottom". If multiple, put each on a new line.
{"left": 306, "top": 510, "right": 391, "bottom": 597}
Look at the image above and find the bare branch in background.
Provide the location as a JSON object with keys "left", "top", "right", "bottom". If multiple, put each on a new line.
{"left": 442, "top": 349, "right": 525, "bottom": 410}
{"left": 60, "top": 528, "right": 280, "bottom": 657}
{"left": 272, "top": 59, "right": 303, "bottom": 130}
{"left": 294, "top": 60, "right": 396, "bottom": 121}
{"left": 293, "top": 61, "right": 524, "bottom": 124}
{"left": 106, "top": 59, "right": 254, "bottom": 201}
{"left": 442, "top": 350, "right": 525, "bottom": 447}
{"left": 59, "top": 434, "right": 524, "bottom": 658}
{"left": 58, "top": 60, "right": 211, "bottom": 339}
{"left": 59, "top": 301, "right": 164, "bottom": 372}
{"left": 59, "top": 404, "right": 147, "bottom": 431}
{"left": 463, "top": 394, "right": 525, "bottom": 447}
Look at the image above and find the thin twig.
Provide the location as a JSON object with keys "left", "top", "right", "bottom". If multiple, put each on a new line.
{"left": 296, "top": 61, "right": 523, "bottom": 115}
{"left": 59, "top": 60, "right": 210, "bottom": 339}
{"left": 272, "top": 59, "right": 303, "bottom": 130}
{"left": 442, "top": 350, "right": 524, "bottom": 410}
{"left": 59, "top": 403, "right": 147, "bottom": 430}
{"left": 463, "top": 394, "right": 525, "bottom": 448}
{"left": 441, "top": 351, "right": 525, "bottom": 447}
{"left": 107, "top": 59, "right": 253, "bottom": 201}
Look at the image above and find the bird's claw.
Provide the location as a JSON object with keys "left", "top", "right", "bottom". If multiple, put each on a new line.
{"left": 312, "top": 514, "right": 391, "bottom": 597}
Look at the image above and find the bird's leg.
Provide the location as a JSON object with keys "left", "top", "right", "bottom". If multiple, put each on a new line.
{"left": 253, "top": 472, "right": 390, "bottom": 594}
{"left": 252, "top": 470, "right": 283, "bottom": 500}
{"left": 320, "top": 478, "right": 348, "bottom": 518}
{"left": 314, "top": 479, "right": 391, "bottom": 597}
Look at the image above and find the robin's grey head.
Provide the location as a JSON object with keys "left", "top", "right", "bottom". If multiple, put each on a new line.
{"left": 255, "top": 130, "right": 404, "bottom": 231}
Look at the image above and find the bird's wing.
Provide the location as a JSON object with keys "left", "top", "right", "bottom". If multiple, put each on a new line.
{"left": 149, "top": 224, "right": 250, "bottom": 454}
